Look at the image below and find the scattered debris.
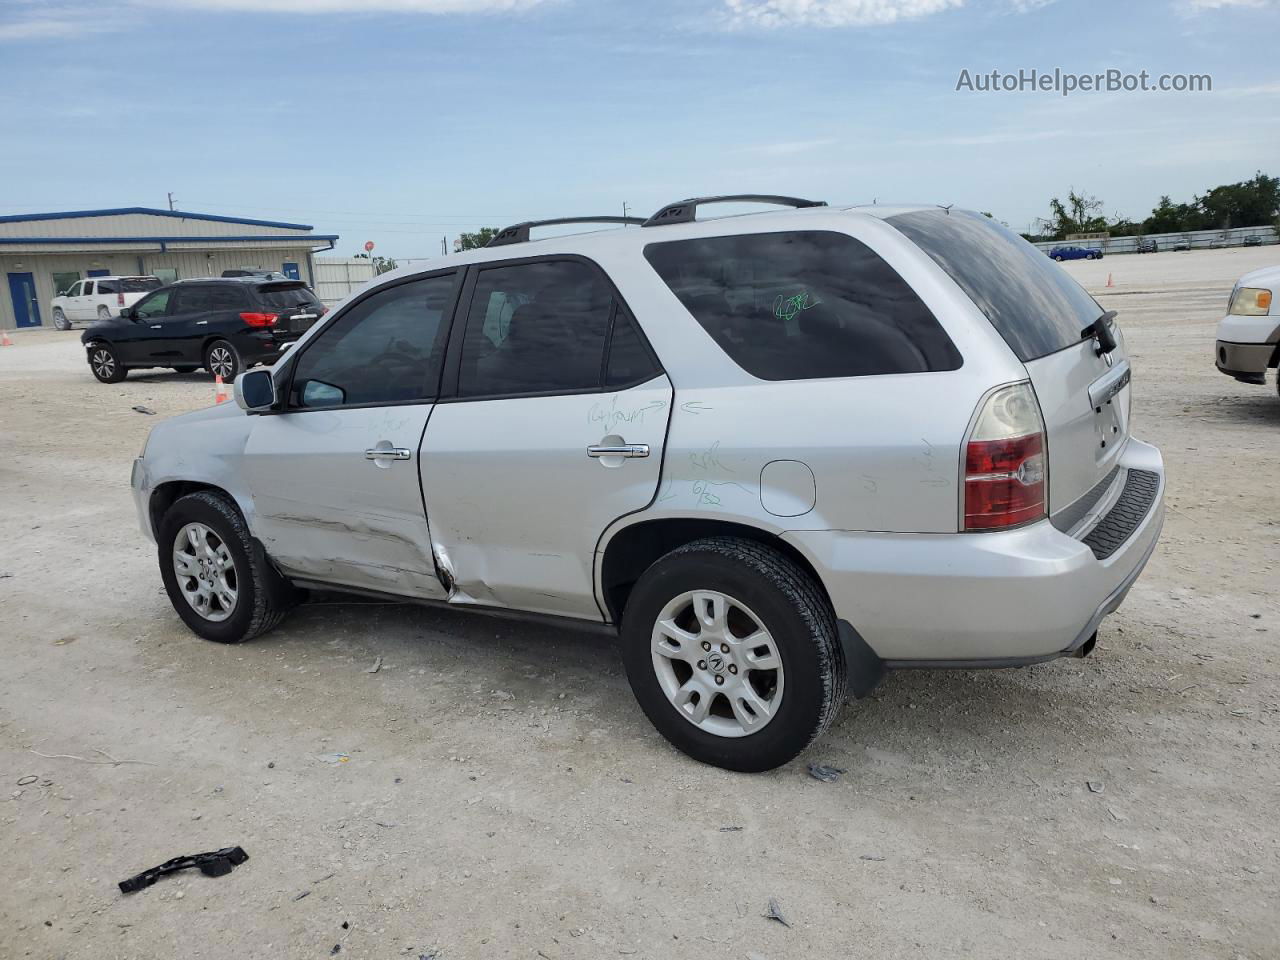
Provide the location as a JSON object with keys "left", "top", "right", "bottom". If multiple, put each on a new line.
{"left": 16, "top": 776, "right": 38, "bottom": 786}
{"left": 293, "top": 890, "right": 311, "bottom": 901}
{"left": 317, "top": 753, "right": 350, "bottom": 764}
{"left": 365, "top": 656, "right": 383, "bottom": 674}
{"left": 30, "top": 747, "right": 156, "bottom": 767}
{"left": 267, "top": 761, "right": 275, "bottom": 769}
{"left": 718, "top": 826, "right": 743, "bottom": 832}
{"left": 52, "top": 636, "right": 76, "bottom": 645}
{"left": 118, "top": 846, "right": 249, "bottom": 894}
{"left": 1087, "top": 781, "right": 1105, "bottom": 794}
{"left": 764, "top": 897, "right": 791, "bottom": 927}
{"left": 131, "top": 405, "right": 156, "bottom": 415}
{"left": 807, "top": 763, "right": 845, "bottom": 783}
{"left": 1107, "top": 806, "right": 1128, "bottom": 822}
{"left": 313, "top": 872, "right": 336, "bottom": 884}
{"left": 859, "top": 854, "right": 886, "bottom": 862}
{"left": 0, "top": 572, "right": 12, "bottom": 579}
{"left": 493, "top": 689, "right": 514, "bottom": 700}
{"left": 330, "top": 945, "right": 341, "bottom": 956}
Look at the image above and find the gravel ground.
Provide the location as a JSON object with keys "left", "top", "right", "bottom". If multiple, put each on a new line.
{"left": 1, "top": 247, "right": 1278, "bottom": 960}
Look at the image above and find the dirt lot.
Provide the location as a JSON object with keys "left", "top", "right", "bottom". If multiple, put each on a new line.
{"left": 2, "top": 248, "right": 1278, "bottom": 960}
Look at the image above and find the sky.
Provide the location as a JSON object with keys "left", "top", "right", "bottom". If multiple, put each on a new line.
{"left": 1, "top": 0, "right": 1278, "bottom": 259}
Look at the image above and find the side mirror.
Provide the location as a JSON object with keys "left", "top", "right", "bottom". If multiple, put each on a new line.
{"left": 119, "top": 306, "right": 133, "bottom": 319}
{"left": 234, "top": 369, "right": 277, "bottom": 412}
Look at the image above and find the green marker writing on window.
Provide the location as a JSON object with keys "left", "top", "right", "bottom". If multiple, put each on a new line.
{"left": 773, "top": 291, "right": 820, "bottom": 323}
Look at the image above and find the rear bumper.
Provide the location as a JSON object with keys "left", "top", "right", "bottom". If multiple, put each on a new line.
{"left": 785, "top": 438, "right": 1165, "bottom": 664}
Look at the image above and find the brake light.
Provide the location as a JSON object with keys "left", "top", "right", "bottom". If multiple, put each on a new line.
{"left": 240, "top": 312, "right": 278, "bottom": 327}
{"left": 963, "top": 382, "right": 1047, "bottom": 531}
{"left": 117, "top": 291, "right": 125, "bottom": 306}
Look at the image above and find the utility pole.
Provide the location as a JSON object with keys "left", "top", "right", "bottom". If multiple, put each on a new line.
{"left": 167, "top": 192, "right": 175, "bottom": 211}
{"left": 622, "top": 201, "right": 630, "bottom": 224}
{"left": 441, "top": 236, "right": 447, "bottom": 256}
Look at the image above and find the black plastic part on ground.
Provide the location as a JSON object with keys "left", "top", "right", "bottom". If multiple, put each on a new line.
{"left": 118, "top": 846, "right": 249, "bottom": 894}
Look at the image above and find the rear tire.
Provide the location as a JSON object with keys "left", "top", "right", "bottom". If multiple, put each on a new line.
{"left": 158, "top": 491, "right": 297, "bottom": 644}
{"left": 620, "top": 537, "right": 846, "bottom": 772}
{"left": 1054, "top": 255, "right": 1064, "bottom": 261}
{"left": 87, "top": 342, "right": 127, "bottom": 383}
{"left": 205, "top": 340, "right": 241, "bottom": 381}
{"left": 53, "top": 309, "right": 69, "bottom": 331}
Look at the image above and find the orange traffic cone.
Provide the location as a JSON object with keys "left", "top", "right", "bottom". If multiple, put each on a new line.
{"left": 214, "top": 374, "right": 226, "bottom": 404}
{"left": 1105, "top": 272, "right": 1114, "bottom": 288}
{"left": 1, "top": 328, "right": 12, "bottom": 346}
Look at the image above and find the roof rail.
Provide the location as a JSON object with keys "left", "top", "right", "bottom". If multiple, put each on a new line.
{"left": 642, "top": 194, "right": 827, "bottom": 227}
{"left": 486, "top": 216, "right": 646, "bottom": 247}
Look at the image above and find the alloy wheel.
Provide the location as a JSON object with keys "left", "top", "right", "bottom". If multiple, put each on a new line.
{"left": 650, "top": 590, "right": 785, "bottom": 738}
{"left": 172, "top": 522, "right": 238, "bottom": 622}
{"left": 91, "top": 348, "right": 115, "bottom": 380}
{"left": 208, "top": 346, "right": 235, "bottom": 380}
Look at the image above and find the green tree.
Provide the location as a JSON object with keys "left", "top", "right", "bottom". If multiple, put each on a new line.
{"left": 1047, "top": 188, "right": 1107, "bottom": 239}
{"left": 354, "top": 252, "right": 398, "bottom": 275}
{"left": 455, "top": 227, "right": 500, "bottom": 251}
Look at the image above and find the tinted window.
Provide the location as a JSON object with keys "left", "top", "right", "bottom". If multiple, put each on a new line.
{"left": 97, "top": 279, "right": 118, "bottom": 294}
{"left": 458, "top": 260, "right": 614, "bottom": 398}
{"left": 887, "top": 210, "right": 1103, "bottom": 361}
{"left": 606, "top": 311, "right": 660, "bottom": 387}
{"left": 290, "top": 273, "right": 455, "bottom": 408}
{"left": 258, "top": 284, "right": 318, "bottom": 308}
{"left": 122, "top": 278, "right": 162, "bottom": 293}
{"left": 644, "top": 231, "right": 960, "bottom": 381}
{"left": 82, "top": 282, "right": 95, "bottom": 295}
{"left": 134, "top": 290, "right": 172, "bottom": 319}
{"left": 172, "top": 285, "right": 245, "bottom": 312}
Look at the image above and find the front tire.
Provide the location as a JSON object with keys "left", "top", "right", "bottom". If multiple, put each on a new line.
{"left": 205, "top": 340, "right": 241, "bottom": 381}
{"left": 53, "top": 308, "right": 69, "bottom": 331}
{"left": 158, "top": 491, "right": 296, "bottom": 643}
{"left": 87, "top": 342, "right": 127, "bottom": 383}
{"left": 1053, "top": 255, "right": 1064, "bottom": 261}
{"left": 620, "top": 537, "right": 846, "bottom": 772}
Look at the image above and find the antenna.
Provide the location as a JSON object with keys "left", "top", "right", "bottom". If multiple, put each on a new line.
{"left": 938, "top": 203, "right": 954, "bottom": 215}
{"left": 167, "top": 192, "right": 176, "bottom": 211}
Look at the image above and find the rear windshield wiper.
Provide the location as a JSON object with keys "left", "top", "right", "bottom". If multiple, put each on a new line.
{"left": 1080, "top": 310, "right": 1118, "bottom": 356}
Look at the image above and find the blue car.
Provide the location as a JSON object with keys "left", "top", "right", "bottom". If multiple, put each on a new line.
{"left": 1049, "top": 245, "right": 1103, "bottom": 261}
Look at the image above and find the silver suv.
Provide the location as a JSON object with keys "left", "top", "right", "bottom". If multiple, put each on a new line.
{"left": 132, "top": 195, "right": 1165, "bottom": 771}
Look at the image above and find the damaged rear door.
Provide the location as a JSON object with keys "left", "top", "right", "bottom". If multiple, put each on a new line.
{"left": 242, "top": 270, "right": 461, "bottom": 597}
{"left": 422, "top": 256, "right": 671, "bottom": 620}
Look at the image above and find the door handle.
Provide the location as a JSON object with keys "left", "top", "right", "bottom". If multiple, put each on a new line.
{"left": 196, "top": 320, "right": 209, "bottom": 326}
{"left": 587, "top": 443, "right": 649, "bottom": 459}
{"left": 150, "top": 324, "right": 162, "bottom": 329}
{"left": 365, "top": 447, "right": 412, "bottom": 461}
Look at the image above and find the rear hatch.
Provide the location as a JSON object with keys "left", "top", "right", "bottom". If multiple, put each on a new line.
{"left": 887, "top": 210, "right": 1130, "bottom": 515}
{"left": 256, "top": 282, "right": 324, "bottom": 335}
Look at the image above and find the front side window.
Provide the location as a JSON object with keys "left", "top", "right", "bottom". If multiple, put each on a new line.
{"left": 643, "top": 231, "right": 961, "bottom": 381}
{"left": 457, "top": 260, "right": 617, "bottom": 398}
{"left": 133, "top": 290, "right": 172, "bottom": 319}
{"left": 290, "top": 273, "right": 456, "bottom": 409}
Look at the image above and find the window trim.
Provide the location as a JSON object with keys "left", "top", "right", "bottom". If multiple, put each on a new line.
{"left": 436, "top": 252, "right": 663, "bottom": 405}
{"left": 278, "top": 267, "right": 464, "bottom": 414}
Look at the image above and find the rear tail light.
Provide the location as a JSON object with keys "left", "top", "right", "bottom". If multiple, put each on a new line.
{"left": 240, "top": 312, "right": 278, "bottom": 327}
{"left": 962, "top": 381, "right": 1047, "bottom": 531}
{"left": 117, "top": 291, "right": 125, "bottom": 306}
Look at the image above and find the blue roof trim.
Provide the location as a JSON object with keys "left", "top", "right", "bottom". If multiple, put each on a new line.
{"left": 0, "top": 207, "right": 315, "bottom": 231}
{"left": 0, "top": 234, "right": 340, "bottom": 245}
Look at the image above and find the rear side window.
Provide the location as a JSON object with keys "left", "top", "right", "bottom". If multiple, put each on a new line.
{"left": 122, "top": 278, "right": 161, "bottom": 293}
{"left": 258, "top": 284, "right": 318, "bottom": 308}
{"left": 643, "top": 231, "right": 961, "bottom": 381}
{"left": 97, "top": 280, "right": 118, "bottom": 294}
{"left": 458, "top": 259, "right": 638, "bottom": 398}
{"left": 173, "top": 286, "right": 245, "bottom": 311}
{"left": 887, "top": 210, "right": 1103, "bottom": 361}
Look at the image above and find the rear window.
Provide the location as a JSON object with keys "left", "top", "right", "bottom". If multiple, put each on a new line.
{"left": 887, "top": 210, "right": 1103, "bottom": 362}
{"left": 257, "top": 284, "right": 318, "bottom": 308}
{"left": 643, "top": 230, "right": 961, "bottom": 381}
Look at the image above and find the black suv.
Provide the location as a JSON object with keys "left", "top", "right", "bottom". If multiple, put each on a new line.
{"left": 81, "top": 278, "right": 326, "bottom": 383}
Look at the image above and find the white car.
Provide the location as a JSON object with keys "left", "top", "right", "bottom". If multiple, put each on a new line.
{"left": 130, "top": 196, "right": 1165, "bottom": 771}
{"left": 1216, "top": 265, "right": 1278, "bottom": 393}
{"left": 52, "top": 276, "right": 161, "bottom": 329}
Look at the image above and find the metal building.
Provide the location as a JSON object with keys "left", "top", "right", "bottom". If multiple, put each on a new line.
{"left": 0, "top": 208, "right": 339, "bottom": 330}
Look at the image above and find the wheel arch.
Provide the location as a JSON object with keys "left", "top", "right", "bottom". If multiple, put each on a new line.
{"left": 597, "top": 516, "right": 835, "bottom": 625}
{"left": 150, "top": 480, "right": 244, "bottom": 542}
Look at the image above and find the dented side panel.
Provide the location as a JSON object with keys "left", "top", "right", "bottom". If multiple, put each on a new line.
{"left": 242, "top": 403, "right": 447, "bottom": 599}
{"left": 422, "top": 377, "right": 674, "bottom": 620}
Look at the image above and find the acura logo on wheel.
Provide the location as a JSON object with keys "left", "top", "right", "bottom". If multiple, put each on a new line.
{"left": 707, "top": 652, "right": 726, "bottom": 673}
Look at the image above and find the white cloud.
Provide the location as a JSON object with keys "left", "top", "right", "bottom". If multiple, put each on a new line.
{"left": 745, "top": 138, "right": 839, "bottom": 155}
{"left": 0, "top": 4, "right": 121, "bottom": 40}
{"left": 722, "top": 0, "right": 963, "bottom": 28}
{"left": 1184, "top": 0, "right": 1272, "bottom": 7}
